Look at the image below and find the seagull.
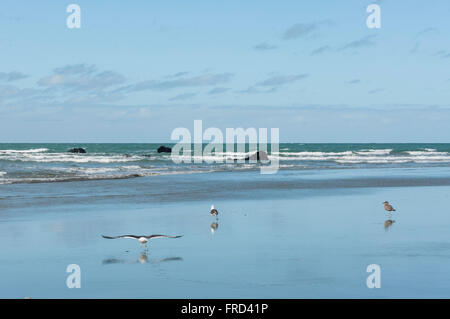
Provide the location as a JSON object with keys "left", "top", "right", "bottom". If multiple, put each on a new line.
{"left": 383, "top": 201, "right": 396, "bottom": 212}
{"left": 102, "top": 234, "right": 182, "bottom": 249}
{"left": 210, "top": 205, "right": 219, "bottom": 218}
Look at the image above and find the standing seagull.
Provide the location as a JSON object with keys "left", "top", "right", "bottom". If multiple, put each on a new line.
{"left": 102, "top": 234, "right": 182, "bottom": 249}
{"left": 210, "top": 205, "right": 219, "bottom": 219}
{"left": 383, "top": 201, "right": 396, "bottom": 212}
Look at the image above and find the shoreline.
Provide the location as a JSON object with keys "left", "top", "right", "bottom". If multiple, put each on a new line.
{"left": 2, "top": 167, "right": 450, "bottom": 212}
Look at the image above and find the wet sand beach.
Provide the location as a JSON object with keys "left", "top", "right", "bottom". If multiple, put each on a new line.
{"left": 1, "top": 168, "right": 449, "bottom": 298}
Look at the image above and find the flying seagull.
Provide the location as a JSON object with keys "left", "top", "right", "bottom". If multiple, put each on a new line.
{"left": 102, "top": 234, "right": 183, "bottom": 248}
{"left": 210, "top": 205, "right": 219, "bottom": 218}
{"left": 383, "top": 201, "right": 396, "bottom": 212}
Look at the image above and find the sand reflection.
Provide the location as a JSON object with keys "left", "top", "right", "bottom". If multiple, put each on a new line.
{"left": 103, "top": 252, "right": 183, "bottom": 265}
{"left": 384, "top": 219, "right": 395, "bottom": 231}
{"left": 210, "top": 222, "right": 219, "bottom": 234}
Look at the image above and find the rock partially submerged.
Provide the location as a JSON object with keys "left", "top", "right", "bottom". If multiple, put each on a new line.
{"left": 244, "top": 151, "right": 269, "bottom": 161}
{"left": 157, "top": 146, "right": 172, "bottom": 153}
{"left": 68, "top": 148, "right": 86, "bottom": 154}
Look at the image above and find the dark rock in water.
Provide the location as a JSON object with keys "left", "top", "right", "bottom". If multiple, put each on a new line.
{"left": 244, "top": 151, "right": 269, "bottom": 161}
{"left": 68, "top": 148, "right": 86, "bottom": 154}
{"left": 157, "top": 146, "right": 172, "bottom": 153}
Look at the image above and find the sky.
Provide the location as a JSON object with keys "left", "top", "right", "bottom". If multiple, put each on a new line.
{"left": 0, "top": 0, "right": 449, "bottom": 142}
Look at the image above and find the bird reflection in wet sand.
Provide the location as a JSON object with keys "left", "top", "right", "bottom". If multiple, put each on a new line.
{"left": 102, "top": 252, "right": 183, "bottom": 265}
{"left": 138, "top": 252, "right": 148, "bottom": 264}
{"left": 210, "top": 222, "right": 219, "bottom": 234}
{"left": 384, "top": 219, "right": 395, "bottom": 231}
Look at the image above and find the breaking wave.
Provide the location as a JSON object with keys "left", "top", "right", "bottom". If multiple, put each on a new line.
{"left": 1, "top": 145, "right": 450, "bottom": 184}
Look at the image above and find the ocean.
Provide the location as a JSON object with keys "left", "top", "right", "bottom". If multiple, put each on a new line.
{"left": 1, "top": 143, "right": 450, "bottom": 184}
{"left": 1, "top": 143, "right": 450, "bottom": 298}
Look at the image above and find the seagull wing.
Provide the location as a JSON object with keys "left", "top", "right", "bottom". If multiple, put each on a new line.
{"left": 102, "top": 235, "right": 141, "bottom": 240}
{"left": 144, "top": 234, "right": 183, "bottom": 239}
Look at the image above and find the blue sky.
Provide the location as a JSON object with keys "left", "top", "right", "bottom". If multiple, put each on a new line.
{"left": 1, "top": 0, "right": 449, "bottom": 142}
